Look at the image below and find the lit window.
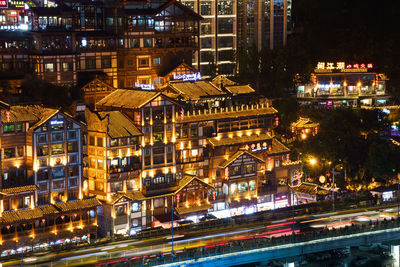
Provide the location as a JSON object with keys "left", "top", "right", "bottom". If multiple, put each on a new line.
{"left": 44, "top": 63, "right": 54, "bottom": 72}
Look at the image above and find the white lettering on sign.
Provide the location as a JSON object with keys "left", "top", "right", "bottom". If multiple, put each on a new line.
{"left": 173, "top": 72, "right": 202, "bottom": 81}
{"left": 135, "top": 83, "right": 155, "bottom": 90}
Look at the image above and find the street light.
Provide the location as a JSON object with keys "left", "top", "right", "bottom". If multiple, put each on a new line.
{"left": 309, "top": 158, "right": 317, "bottom": 166}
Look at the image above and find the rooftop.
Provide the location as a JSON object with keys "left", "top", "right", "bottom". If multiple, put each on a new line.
{"left": 98, "top": 111, "right": 142, "bottom": 138}
{"left": 162, "top": 80, "right": 225, "bottom": 100}
{"left": 253, "top": 138, "right": 291, "bottom": 157}
{"left": 0, "top": 105, "right": 58, "bottom": 124}
{"left": 176, "top": 104, "right": 278, "bottom": 123}
{"left": 208, "top": 133, "right": 273, "bottom": 147}
{"left": 291, "top": 117, "right": 319, "bottom": 128}
{"left": 289, "top": 183, "right": 330, "bottom": 196}
{"left": 219, "top": 150, "right": 265, "bottom": 168}
{"left": 96, "top": 89, "right": 161, "bottom": 109}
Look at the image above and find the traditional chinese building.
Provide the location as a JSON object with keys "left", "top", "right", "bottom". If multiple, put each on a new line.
{"left": 297, "top": 61, "right": 390, "bottom": 107}
{"left": 0, "top": 0, "right": 201, "bottom": 92}
{"left": 290, "top": 117, "right": 319, "bottom": 141}
{"left": 0, "top": 104, "right": 100, "bottom": 253}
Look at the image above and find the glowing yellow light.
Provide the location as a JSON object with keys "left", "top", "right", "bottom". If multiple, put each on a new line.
{"left": 343, "top": 81, "right": 347, "bottom": 87}
{"left": 357, "top": 82, "right": 362, "bottom": 87}
{"left": 228, "top": 133, "right": 233, "bottom": 139}
{"left": 172, "top": 167, "right": 176, "bottom": 174}
{"left": 33, "top": 161, "right": 39, "bottom": 172}
{"left": 149, "top": 170, "right": 154, "bottom": 177}
{"left": 180, "top": 142, "right": 184, "bottom": 150}
{"left": 188, "top": 141, "right": 192, "bottom": 149}
{"left": 172, "top": 133, "right": 176, "bottom": 143}
{"left": 309, "top": 158, "right": 317, "bottom": 165}
{"left": 237, "top": 132, "right": 243, "bottom": 137}
{"left": 216, "top": 136, "right": 221, "bottom": 141}
{"left": 204, "top": 178, "right": 209, "bottom": 184}
{"left": 164, "top": 167, "right": 168, "bottom": 174}
{"left": 246, "top": 131, "right": 252, "bottom": 136}
{"left": 185, "top": 202, "right": 189, "bottom": 208}
{"left": 107, "top": 193, "right": 112, "bottom": 203}
{"left": 301, "top": 134, "right": 307, "bottom": 140}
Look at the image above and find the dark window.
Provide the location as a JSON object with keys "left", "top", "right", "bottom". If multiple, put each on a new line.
{"left": 144, "top": 39, "right": 152, "bottom": 48}
{"left": 52, "top": 168, "right": 65, "bottom": 178}
{"left": 86, "top": 57, "right": 96, "bottom": 69}
{"left": 4, "top": 148, "right": 15, "bottom": 159}
{"left": 201, "top": 38, "right": 212, "bottom": 49}
{"left": 130, "top": 38, "right": 140, "bottom": 48}
{"left": 201, "top": 1, "right": 212, "bottom": 15}
{"left": 61, "top": 62, "right": 73, "bottom": 72}
{"left": 218, "top": 18, "right": 233, "bottom": 34}
{"left": 67, "top": 142, "right": 78, "bottom": 153}
{"left": 37, "top": 145, "right": 49, "bottom": 156}
{"left": 101, "top": 56, "right": 111, "bottom": 68}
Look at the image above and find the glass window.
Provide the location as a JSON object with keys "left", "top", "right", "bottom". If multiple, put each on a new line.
{"left": 50, "top": 120, "right": 64, "bottom": 131}
{"left": 218, "top": 36, "right": 233, "bottom": 48}
{"left": 51, "top": 143, "right": 64, "bottom": 155}
{"left": 69, "top": 177, "right": 78, "bottom": 187}
{"left": 201, "top": 19, "right": 212, "bottom": 34}
{"left": 218, "top": 0, "right": 233, "bottom": 14}
{"left": 144, "top": 39, "right": 152, "bottom": 48}
{"left": 200, "top": 1, "right": 212, "bottom": 15}
{"left": 89, "top": 136, "right": 95, "bottom": 146}
{"left": 3, "top": 124, "right": 15, "bottom": 133}
{"left": 230, "top": 183, "right": 237, "bottom": 194}
{"left": 44, "top": 63, "right": 54, "bottom": 72}
{"left": 38, "top": 133, "right": 47, "bottom": 144}
{"left": 243, "top": 164, "right": 255, "bottom": 175}
{"left": 97, "top": 137, "right": 103, "bottom": 147}
{"left": 51, "top": 132, "right": 64, "bottom": 142}
{"left": 249, "top": 180, "right": 256, "bottom": 191}
{"left": 153, "top": 57, "right": 161, "bottom": 66}
{"left": 138, "top": 57, "right": 150, "bottom": 68}
{"left": 230, "top": 165, "right": 241, "bottom": 176}
{"left": 111, "top": 182, "right": 123, "bottom": 192}
{"left": 38, "top": 169, "right": 49, "bottom": 181}
{"left": 86, "top": 57, "right": 96, "bottom": 69}
{"left": 110, "top": 139, "right": 118, "bottom": 147}
{"left": 39, "top": 158, "right": 48, "bottom": 167}
{"left": 37, "top": 145, "right": 49, "bottom": 156}
{"left": 16, "top": 123, "right": 22, "bottom": 132}
{"left": 115, "top": 204, "right": 126, "bottom": 216}
{"left": 97, "top": 159, "right": 104, "bottom": 170}
{"left": 154, "top": 198, "right": 164, "bottom": 208}
{"left": 201, "top": 38, "right": 212, "bottom": 48}
{"left": 38, "top": 182, "right": 48, "bottom": 191}
{"left": 67, "top": 142, "right": 78, "bottom": 153}
{"left": 130, "top": 38, "right": 140, "bottom": 48}
{"left": 17, "top": 146, "right": 24, "bottom": 157}
{"left": 67, "top": 130, "right": 77, "bottom": 140}
{"left": 218, "top": 18, "right": 233, "bottom": 34}
{"left": 101, "top": 56, "right": 111, "bottom": 68}
{"left": 68, "top": 165, "right": 79, "bottom": 177}
{"left": 69, "top": 154, "right": 78, "bottom": 164}
{"left": 53, "top": 180, "right": 65, "bottom": 190}
{"left": 52, "top": 168, "right": 65, "bottom": 178}
{"left": 120, "top": 138, "right": 127, "bottom": 146}
{"left": 61, "top": 62, "right": 72, "bottom": 72}
{"left": 4, "top": 148, "right": 15, "bottom": 159}
{"left": 131, "top": 202, "right": 141, "bottom": 212}
{"left": 238, "top": 182, "right": 248, "bottom": 193}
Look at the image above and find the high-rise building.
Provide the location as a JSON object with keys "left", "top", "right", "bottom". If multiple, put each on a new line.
{"left": 181, "top": 0, "right": 237, "bottom": 77}
{"left": 238, "top": 0, "right": 291, "bottom": 53}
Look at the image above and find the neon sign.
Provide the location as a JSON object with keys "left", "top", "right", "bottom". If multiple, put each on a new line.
{"left": 173, "top": 72, "right": 202, "bottom": 81}
{"left": 0, "top": 0, "right": 8, "bottom": 8}
{"left": 50, "top": 120, "right": 64, "bottom": 125}
{"left": 135, "top": 83, "right": 155, "bottom": 90}
{"left": 315, "top": 62, "right": 374, "bottom": 73}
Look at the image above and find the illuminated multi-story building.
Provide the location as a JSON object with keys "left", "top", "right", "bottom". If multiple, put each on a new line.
{"left": 238, "top": 0, "right": 291, "bottom": 52}
{"left": 84, "top": 75, "right": 301, "bottom": 235}
{"left": 0, "top": 0, "right": 201, "bottom": 89}
{"left": 0, "top": 103, "right": 100, "bottom": 253}
{"left": 180, "top": 0, "right": 237, "bottom": 77}
{"left": 297, "top": 61, "right": 390, "bottom": 107}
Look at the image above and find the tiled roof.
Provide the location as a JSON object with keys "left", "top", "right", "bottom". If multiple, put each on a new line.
{"left": 175, "top": 175, "right": 214, "bottom": 194}
{"left": 0, "top": 185, "right": 38, "bottom": 195}
{"left": 0, "top": 105, "right": 58, "bottom": 124}
{"left": 211, "top": 75, "right": 236, "bottom": 89}
{"left": 162, "top": 81, "right": 225, "bottom": 100}
{"left": 0, "top": 208, "right": 43, "bottom": 224}
{"left": 177, "top": 106, "right": 278, "bottom": 123}
{"left": 225, "top": 85, "right": 255, "bottom": 95}
{"left": 54, "top": 198, "right": 101, "bottom": 212}
{"left": 98, "top": 111, "right": 142, "bottom": 138}
{"left": 208, "top": 133, "right": 273, "bottom": 147}
{"left": 175, "top": 203, "right": 212, "bottom": 215}
{"left": 113, "top": 190, "right": 147, "bottom": 204}
{"left": 39, "top": 205, "right": 59, "bottom": 215}
{"left": 252, "top": 138, "right": 290, "bottom": 158}
{"left": 96, "top": 89, "right": 161, "bottom": 109}
{"left": 219, "top": 150, "right": 265, "bottom": 168}
{"left": 289, "top": 183, "right": 330, "bottom": 196}
{"left": 291, "top": 117, "right": 319, "bottom": 128}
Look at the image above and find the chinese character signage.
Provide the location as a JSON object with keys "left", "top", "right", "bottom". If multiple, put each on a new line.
{"left": 173, "top": 72, "right": 202, "bottom": 81}
{"left": 0, "top": 0, "right": 8, "bottom": 8}
{"left": 315, "top": 62, "right": 373, "bottom": 73}
{"left": 135, "top": 83, "right": 155, "bottom": 90}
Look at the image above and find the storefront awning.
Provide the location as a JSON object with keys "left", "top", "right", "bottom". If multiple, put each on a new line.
{"left": 175, "top": 203, "right": 212, "bottom": 215}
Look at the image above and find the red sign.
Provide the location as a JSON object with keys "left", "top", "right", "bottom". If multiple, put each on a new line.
{"left": 0, "top": 0, "right": 8, "bottom": 8}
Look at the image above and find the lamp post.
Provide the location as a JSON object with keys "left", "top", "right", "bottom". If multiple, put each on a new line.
{"left": 171, "top": 195, "right": 174, "bottom": 257}
{"left": 332, "top": 167, "right": 335, "bottom": 212}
